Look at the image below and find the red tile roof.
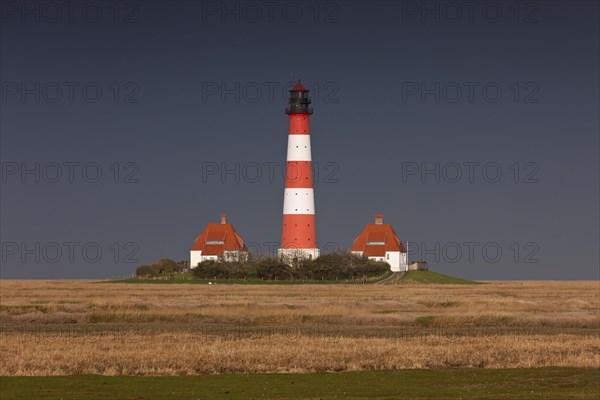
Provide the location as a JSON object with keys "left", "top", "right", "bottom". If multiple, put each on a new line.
{"left": 206, "top": 231, "right": 226, "bottom": 242}
{"left": 351, "top": 220, "right": 406, "bottom": 257}
{"left": 190, "top": 220, "right": 247, "bottom": 256}
{"left": 366, "top": 232, "right": 387, "bottom": 243}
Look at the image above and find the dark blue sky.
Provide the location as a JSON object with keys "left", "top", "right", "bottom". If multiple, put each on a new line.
{"left": 1, "top": 0, "right": 598, "bottom": 279}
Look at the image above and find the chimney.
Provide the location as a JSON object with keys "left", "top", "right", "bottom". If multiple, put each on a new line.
{"left": 375, "top": 214, "right": 384, "bottom": 224}
{"left": 220, "top": 213, "right": 227, "bottom": 224}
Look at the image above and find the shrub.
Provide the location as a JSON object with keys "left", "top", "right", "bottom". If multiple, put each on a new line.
{"left": 135, "top": 258, "right": 185, "bottom": 277}
{"left": 156, "top": 258, "right": 179, "bottom": 273}
{"left": 192, "top": 253, "right": 391, "bottom": 281}
{"left": 299, "top": 252, "right": 390, "bottom": 280}
{"left": 135, "top": 265, "right": 158, "bottom": 277}
{"left": 192, "top": 260, "right": 230, "bottom": 279}
{"left": 255, "top": 259, "right": 294, "bottom": 280}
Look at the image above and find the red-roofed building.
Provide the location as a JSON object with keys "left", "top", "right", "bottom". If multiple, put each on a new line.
{"left": 351, "top": 214, "right": 408, "bottom": 272}
{"left": 190, "top": 214, "right": 248, "bottom": 267}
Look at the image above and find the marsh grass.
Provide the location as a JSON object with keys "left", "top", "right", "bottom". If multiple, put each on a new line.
{"left": 1, "top": 280, "right": 598, "bottom": 375}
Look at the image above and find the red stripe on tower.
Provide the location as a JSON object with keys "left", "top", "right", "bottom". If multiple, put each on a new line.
{"left": 278, "top": 80, "right": 319, "bottom": 263}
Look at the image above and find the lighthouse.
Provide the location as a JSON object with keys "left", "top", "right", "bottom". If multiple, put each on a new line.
{"left": 278, "top": 80, "right": 320, "bottom": 263}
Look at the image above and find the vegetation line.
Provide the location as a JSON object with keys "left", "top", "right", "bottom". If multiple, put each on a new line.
{"left": 1, "top": 368, "right": 599, "bottom": 400}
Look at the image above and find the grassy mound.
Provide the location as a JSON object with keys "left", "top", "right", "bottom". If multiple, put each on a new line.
{"left": 398, "top": 270, "right": 479, "bottom": 284}
{"left": 106, "top": 278, "right": 348, "bottom": 285}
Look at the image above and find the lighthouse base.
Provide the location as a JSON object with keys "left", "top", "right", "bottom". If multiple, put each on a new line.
{"left": 278, "top": 248, "right": 320, "bottom": 265}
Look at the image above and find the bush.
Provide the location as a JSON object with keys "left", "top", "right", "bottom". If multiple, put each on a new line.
{"left": 192, "top": 260, "right": 259, "bottom": 280}
{"left": 192, "top": 260, "right": 230, "bottom": 279}
{"left": 184, "top": 253, "right": 390, "bottom": 281}
{"left": 299, "top": 252, "right": 390, "bottom": 280}
{"left": 135, "top": 258, "right": 185, "bottom": 277}
{"left": 156, "top": 258, "right": 179, "bottom": 273}
{"left": 135, "top": 265, "right": 158, "bottom": 277}
{"left": 255, "top": 259, "right": 293, "bottom": 280}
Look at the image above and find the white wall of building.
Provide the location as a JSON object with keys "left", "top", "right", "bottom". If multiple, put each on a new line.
{"left": 385, "top": 251, "right": 408, "bottom": 272}
{"left": 352, "top": 251, "right": 408, "bottom": 272}
{"left": 191, "top": 250, "right": 247, "bottom": 268}
{"left": 190, "top": 250, "right": 203, "bottom": 269}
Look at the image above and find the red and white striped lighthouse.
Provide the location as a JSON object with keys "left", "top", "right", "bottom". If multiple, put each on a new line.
{"left": 278, "top": 80, "right": 319, "bottom": 262}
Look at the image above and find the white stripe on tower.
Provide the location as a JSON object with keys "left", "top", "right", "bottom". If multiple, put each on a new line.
{"left": 283, "top": 188, "right": 315, "bottom": 214}
{"left": 286, "top": 135, "right": 312, "bottom": 161}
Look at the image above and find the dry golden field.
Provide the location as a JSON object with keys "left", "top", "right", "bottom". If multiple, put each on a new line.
{"left": 1, "top": 280, "right": 598, "bottom": 376}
